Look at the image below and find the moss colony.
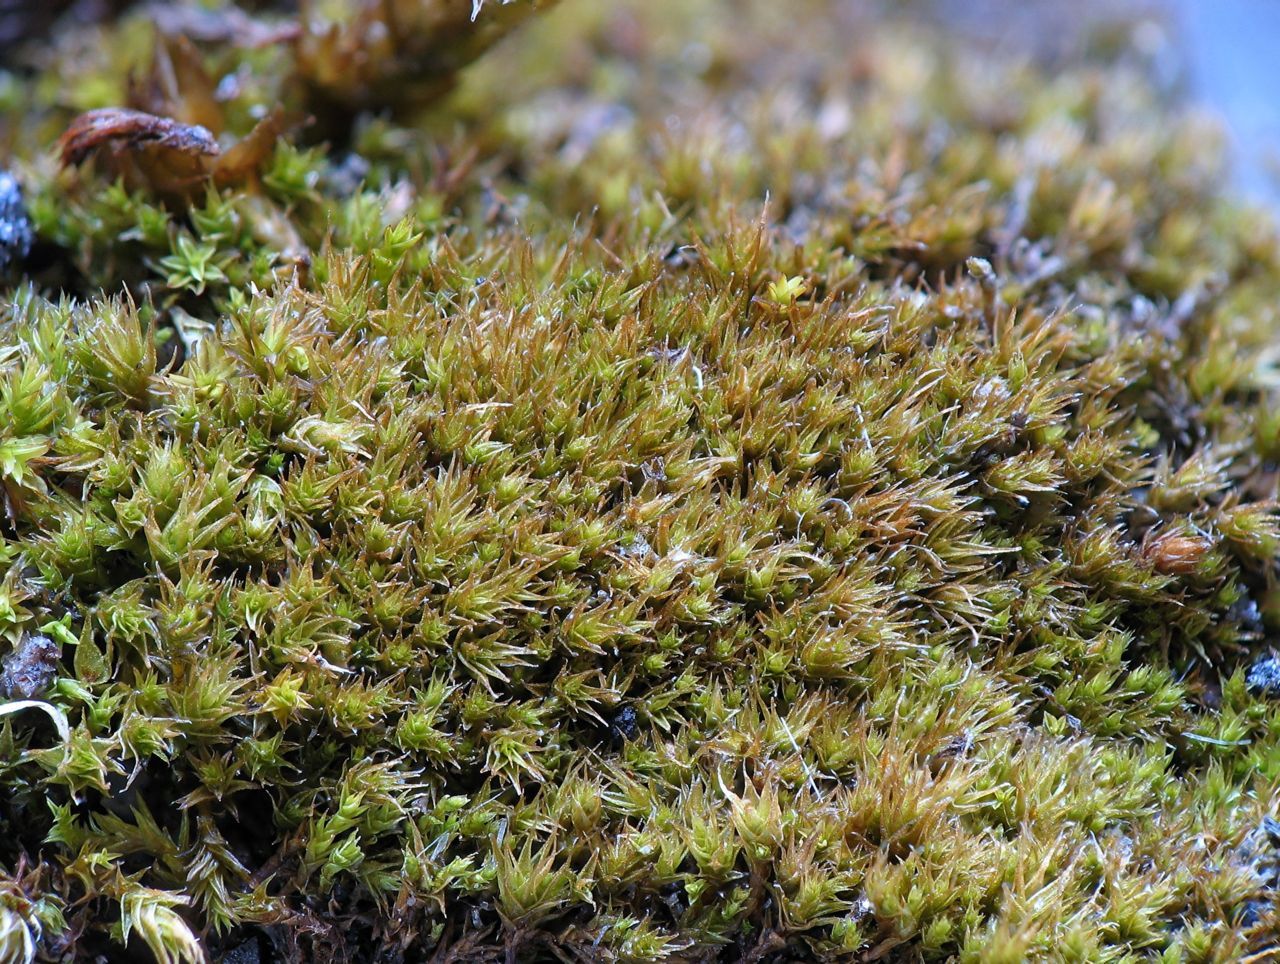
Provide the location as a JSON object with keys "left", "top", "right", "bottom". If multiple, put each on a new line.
{"left": 2, "top": 0, "right": 1280, "bottom": 961}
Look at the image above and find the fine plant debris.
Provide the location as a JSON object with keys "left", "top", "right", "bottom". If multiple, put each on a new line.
{"left": 2, "top": 0, "right": 1280, "bottom": 962}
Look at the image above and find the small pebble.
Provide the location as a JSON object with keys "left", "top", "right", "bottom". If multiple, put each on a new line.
{"left": 609, "top": 705, "right": 638, "bottom": 745}
{"left": 0, "top": 634, "right": 61, "bottom": 699}
{"left": 1246, "top": 654, "right": 1280, "bottom": 698}
{"left": 0, "top": 170, "right": 33, "bottom": 271}
{"left": 223, "top": 937, "right": 264, "bottom": 964}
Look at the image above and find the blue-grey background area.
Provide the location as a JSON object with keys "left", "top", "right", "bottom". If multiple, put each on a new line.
{"left": 898, "top": 0, "right": 1280, "bottom": 211}
{"left": 1175, "top": 0, "right": 1280, "bottom": 210}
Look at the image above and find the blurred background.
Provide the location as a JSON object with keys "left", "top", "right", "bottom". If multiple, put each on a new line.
{"left": 899, "top": 0, "right": 1280, "bottom": 211}
{"left": 1173, "top": 0, "right": 1280, "bottom": 209}
{"left": 1, "top": 0, "right": 1276, "bottom": 208}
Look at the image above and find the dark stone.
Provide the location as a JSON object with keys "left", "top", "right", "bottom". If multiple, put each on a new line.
{"left": 609, "top": 706, "right": 638, "bottom": 745}
{"left": 216, "top": 928, "right": 287, "bottom": 964}
{"left": 1246, "top": 654, "right": 1280, "bottom": 697}
{"left": 1240, "top": 897, "right": 1271, "bottom": 929}
{"left": 0, "top": 634, "right": 61, "bottom": 699}
{"left": 1231, "top": 597, "right": 1265, "bottom": 634}
{"left": 0, "top": 169, "right": 33, "bottom": 272}
{"left": 223, "top": 939, "right": 262, "bottom": 964}
{"left": 659, "top": 880, "right": 688, "bottom": 918}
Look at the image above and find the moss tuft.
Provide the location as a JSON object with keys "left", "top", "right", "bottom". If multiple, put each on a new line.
{"left": 2, "top": 1, "right": 1280, "bottom": 961}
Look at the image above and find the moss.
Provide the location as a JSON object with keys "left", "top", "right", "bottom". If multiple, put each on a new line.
{"left": 2, "top": 1, "right": 1280, "bottom": 961}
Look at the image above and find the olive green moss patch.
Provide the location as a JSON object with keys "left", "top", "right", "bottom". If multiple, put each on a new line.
{"left": 3, "top": 1, "right": 1280, "bottom": 961}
